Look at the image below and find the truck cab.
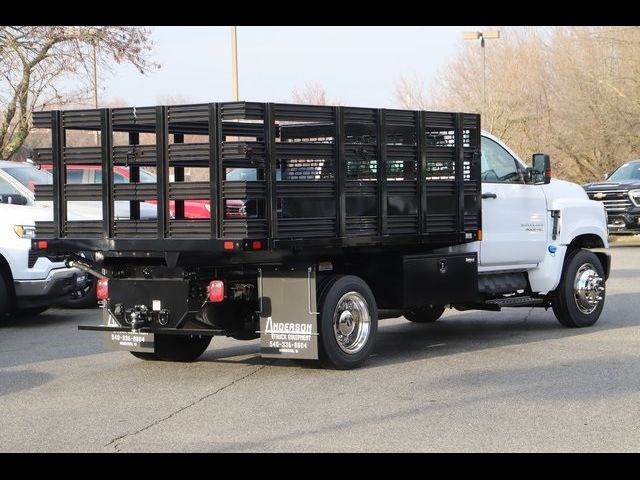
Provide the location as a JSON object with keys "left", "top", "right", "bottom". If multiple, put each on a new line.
{"left": 479, "top": 132, "right": 608, "bottom": 282}
{"left": 432, "top": 131, "right": 609, "bottom": 329}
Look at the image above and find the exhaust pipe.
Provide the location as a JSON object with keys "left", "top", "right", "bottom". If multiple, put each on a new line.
{"left": 65, "top": 259, "right": 107, "bottom": 280}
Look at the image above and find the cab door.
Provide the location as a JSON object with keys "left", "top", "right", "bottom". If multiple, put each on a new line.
{"left": 479, "top": 135, "right": 548, "bottom": 267}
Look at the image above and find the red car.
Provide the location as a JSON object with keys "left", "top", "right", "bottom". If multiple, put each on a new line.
{"left": 40, "top": 164, "right": 253, "bottom": 219}
{"left": 41, "top": 164, "right": 212, "bottom": 219}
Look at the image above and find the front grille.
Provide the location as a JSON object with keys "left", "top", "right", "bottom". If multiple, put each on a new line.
{"left": 607, "top": 215, "right": 626, "bottom": 227}
{"left": 587, "top": 190, "right": 632, "bottom": 212}
{"left": 27, "top": 249, "right": 45, "bottom": 268}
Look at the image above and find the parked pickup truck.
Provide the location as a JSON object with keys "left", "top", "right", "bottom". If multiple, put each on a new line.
{"left": 583, "top": 160, "right": 640, "bottom": 234}
{"left": 30, "top": 101, "right": 610, "bottom": 369}
{"left": 0, "top": 201, "right": 82, "bottom": 318}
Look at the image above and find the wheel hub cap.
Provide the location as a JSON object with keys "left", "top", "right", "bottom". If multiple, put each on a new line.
{"left": 574, "top": 263, "right": 604, "bottom": 314}
{"left": 338, "top": 310, "right": 355, "bottom": 336}
{"left": 333, "top": 292, "right": 371, "bottom": 354}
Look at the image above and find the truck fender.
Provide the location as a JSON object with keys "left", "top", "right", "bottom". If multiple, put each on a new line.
{"left": 545, "top": 198, "right": 609, "bottom": 249}
{"left": 528, "top": 200, "right": 608, "bottom": 294}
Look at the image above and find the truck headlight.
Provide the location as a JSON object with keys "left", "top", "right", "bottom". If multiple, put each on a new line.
{"left": 14, "top": 225, "right": 36, "bottom": 238}
{"left": 629, "top": 189, "right": 640, "bottom": 207}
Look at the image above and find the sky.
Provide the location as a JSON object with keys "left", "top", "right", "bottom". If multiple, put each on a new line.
{"left": 101, "top": 26, "right": 486, "bottom": 108}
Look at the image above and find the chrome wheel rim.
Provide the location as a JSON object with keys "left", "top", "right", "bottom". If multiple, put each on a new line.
{"left": 574, "top": 263, "right": 604, "bottom": 314}
{"left": 333, "top": 292, "right": 371, "bottom": 354}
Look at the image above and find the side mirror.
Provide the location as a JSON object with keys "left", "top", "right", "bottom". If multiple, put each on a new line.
{"left": 0, "top": 193, "right": 29, "bottom": 205}
{"left": 603, "top": 172, "right": 609, "bottom": 180}
{"left": 531, "top": 153, "right": 551, "bottom": 184}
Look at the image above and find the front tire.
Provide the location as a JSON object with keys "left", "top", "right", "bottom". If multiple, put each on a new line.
{"left": 0, "top": 274, "right": 12, "bottom": 319}
{"left": 317, "top": 275, "right": 377, "bottom": 370}
{"left": 551, "top": 249, "right": 606, "bottom": 328}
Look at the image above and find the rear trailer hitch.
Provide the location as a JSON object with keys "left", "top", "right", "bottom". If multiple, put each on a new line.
{"left": 125, "top": 305, "right": 150, "bottom": 331}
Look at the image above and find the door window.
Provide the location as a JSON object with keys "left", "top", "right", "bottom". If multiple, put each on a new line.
{"left": 66, "top": 169, "right": 85, "bottom": 184}
{"left": 481, "top": 137, "right": 525, "bottom": 184}
{"left": 94, "top": 170, "right": 129, "bottom": 184}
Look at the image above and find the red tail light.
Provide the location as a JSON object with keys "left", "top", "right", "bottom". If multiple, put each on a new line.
{"left": 96, "top": 278, "right": 109, "bottom": 300}
{"left": 208, "top": 280, "right": 225, "bottom": 302}
{"left": 37, "top": 240, "right": 48, "bottom": 249}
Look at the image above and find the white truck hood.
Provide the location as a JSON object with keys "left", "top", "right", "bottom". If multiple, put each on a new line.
{"left": 0, "top": 202, "right": 51, "bottom": 224}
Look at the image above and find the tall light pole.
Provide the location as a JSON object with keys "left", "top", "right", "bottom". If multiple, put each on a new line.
{"left": 92, "top": 40, "right": 99, "bottom": 145}
{"left": 230, "top": 26, "right": 239, "bottom": 101}
{"left": 463, "top": 30, "right": 500, "bottom": 123}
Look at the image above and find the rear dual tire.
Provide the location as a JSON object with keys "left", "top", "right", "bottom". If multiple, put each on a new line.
{"left": 403, "top": 305, "right": 445, "bottom": 323}
{"left": 130, "top": 334, "right": 212, "bottom": 362}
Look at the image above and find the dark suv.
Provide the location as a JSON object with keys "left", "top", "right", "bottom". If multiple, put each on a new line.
{"left": 583, "top": 160, "right": 640, "bottom": 234}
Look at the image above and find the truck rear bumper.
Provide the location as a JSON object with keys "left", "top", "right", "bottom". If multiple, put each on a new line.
{"left": 79, "top": 324, "right": 223, "bottom": 336}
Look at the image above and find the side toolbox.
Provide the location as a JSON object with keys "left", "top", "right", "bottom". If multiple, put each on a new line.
{"left": 360, "top": 252, "right": 478, "bottom": 308}
{"left": 402, "top": 252, "right": 478, "bottom": 306}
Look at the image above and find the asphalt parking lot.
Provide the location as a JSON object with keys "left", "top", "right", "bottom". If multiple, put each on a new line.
{"left": 1, "top": 244, "right": 639, "bottom": 452}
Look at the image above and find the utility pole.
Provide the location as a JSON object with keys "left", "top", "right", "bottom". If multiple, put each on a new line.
{"left": 231, "top": 26, "right": 239, "bottom": 101}
{"left": 463, "top": 30, "right": 501, "bottom": 124}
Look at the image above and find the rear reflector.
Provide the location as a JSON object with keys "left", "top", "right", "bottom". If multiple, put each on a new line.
{"left": 252, "top": 240, "right": 262, "bottom": 250}
{"left": 208, "top": 280, "right": 224, "bottom": 302}
{"left": 96, "top": 278, "right": 109, "bottom": 300}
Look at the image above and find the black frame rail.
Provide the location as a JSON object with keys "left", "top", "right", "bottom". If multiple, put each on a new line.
{"left": 31, "top": 101, "right": 481, "bottom": 254}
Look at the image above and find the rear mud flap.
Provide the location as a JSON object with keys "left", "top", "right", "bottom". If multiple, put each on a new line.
{"left": 258, "top": 267, "right": 318, "bottom": 360}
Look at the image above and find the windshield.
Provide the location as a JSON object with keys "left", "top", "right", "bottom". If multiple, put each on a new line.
{"left": 0, "top": 175, "right": 22, "bottom": 196}
{"left": 3, "top": 165, "right": 53, "bottom": 192}
{"left": 608, "top": 162, "right": 640, "bottom": 181}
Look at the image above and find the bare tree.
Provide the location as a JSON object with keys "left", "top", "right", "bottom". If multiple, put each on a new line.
{"left": 156, "top": 94, "right": 194, "bottom": 106}
{"left": 0, "top": 26, "right": 157, "bottom": 159}
{"left": 394, "top": 74, "right": 430, "bottom": 110}
{"left": 291, "top": 83, "right": 339, "bottom": 105}
{"left": 394, "top": 26, "right": 640, "bottom": 183}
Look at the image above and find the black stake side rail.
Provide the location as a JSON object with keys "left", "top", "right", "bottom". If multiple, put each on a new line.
{"left": 31, "top": 101, "right": 481, "bottom": 257}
